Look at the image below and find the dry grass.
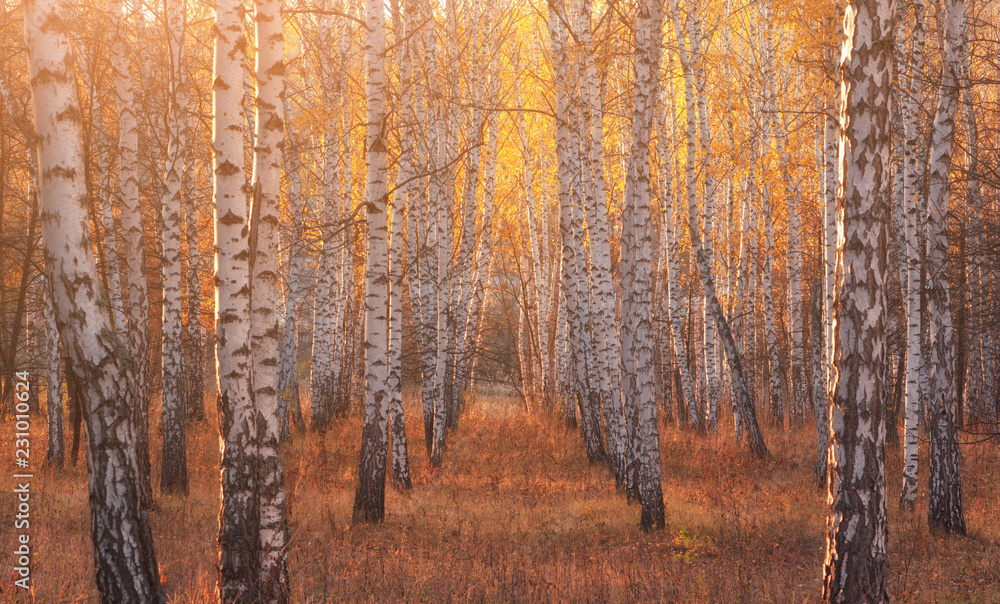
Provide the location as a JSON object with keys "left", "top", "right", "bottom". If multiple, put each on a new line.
{"left": 2, "top": 393, "right": 998, "bottom": 603}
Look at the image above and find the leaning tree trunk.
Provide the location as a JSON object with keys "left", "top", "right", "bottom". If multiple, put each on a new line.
{"left": 160, "top": 0, "right": 188, "bottom": 496}
{"left": 670, "top": 0, "right": 767, "bottom": 456}
{"left": 822, "top": 0, "right": 894, "bottom": 600}
{"left": 24, "top": 0, "right": 165, "bottom": 597}
{"left": 925, "top": 0, "right": 967, "bottom": 536}
{"left": 353, "top": 0, "right": 392, "bottom": 523}
{"left": 250, "top": 0, "right": 291, "bottom": 595}
{"left": 213, "top": 0, "right": 260, "bottom": 599}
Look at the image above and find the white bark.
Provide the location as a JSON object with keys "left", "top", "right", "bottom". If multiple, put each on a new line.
{"left": 899, "top": 0, "right": 925, "bottom": 511}
{"left": 354, "top": 0, "right": 392, "bottom": 522}
{"left": 43, "top": 275, "right": 64, "bottom": 467}
{"left": 107, "top": 0, "right": 152, "bottom": 508}
{"left": 822, "top": 0, "right": 893, "bottom": 598}
{"left": 925, "top": 0, "right": 966, "bottom": 535}
{"left": 160, "top": 0, "right": 188, "bottom": 496}
{"left": 213, "top": 0, "right": 258, "bottom": 597}
{"left": 279, "top": 96, "right": 304, "bottom": 436}
{"left": 620, "top": 0, "right": 665, "bottom": 529}
{"left": 251, "top": 0, "right": 290, "bottom": 593}
{"left": 25, "top": 0, "right": 164, "bottom": 595}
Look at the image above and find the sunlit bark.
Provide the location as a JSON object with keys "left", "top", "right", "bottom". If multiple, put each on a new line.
{"left": 822, "top": 0, "right": 894, "bottom": 598}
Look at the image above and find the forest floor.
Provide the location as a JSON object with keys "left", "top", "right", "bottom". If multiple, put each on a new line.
{"left": 2, "top": 391, "right": 999, "bottom": 602}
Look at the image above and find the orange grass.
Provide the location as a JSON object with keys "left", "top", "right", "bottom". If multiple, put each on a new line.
{"left": 1, "top": 392, "right": 998, "bottom": 602}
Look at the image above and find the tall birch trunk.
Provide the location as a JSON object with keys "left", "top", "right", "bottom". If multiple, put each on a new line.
{"left": 576, "top": 0, "right": 627, "bottom": 488}
{"left": 213, "top": 0, "right": 259, "bottom": 598}
{"left": 43, "top": 277, "right": 64, "bottom": 467}
{"left": 810, "top": 279, "right": 828, "bottom": 485}
{"left": 389, "top": 151, "right": 412, "bottom": 491}
{"left": 25, "top": 0, "right": 165, "bottom": 596}
{"left": 251, "top": 0, "right": 291, "bottom": 594}
{"left": 621, "top": 0, "right": 665, "bottom": 528}
{"left": 899, "top": 0, "right": 925, "bottom": 511}
{"left": 183, "top": 78, "right": 207, "bottom": 421}
{"left": 925, "top": 0, "right": 966, "bottom": 536}
{"left": 822, "top": 0, "right": 894, "bottom": 598}
{"left": 279, "top": 96, "right": 304, "bottom": 436}
{"left": 689, "top": 3, "right": 719, "bottom": 429}
{"left": 107, "top": 0, "right": 152, "bottom": 509}
{"left": 160, "top": 0, "right": 188, "bottom": 496}
{"left": 354, "top": 0, "right": 392, "bottom": 522}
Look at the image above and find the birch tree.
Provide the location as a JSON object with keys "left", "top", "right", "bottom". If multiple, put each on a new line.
{"left": 213, "top": 0, "right": 259, "bottom": 597}
{"left": 160, "top": 0, "right": 188, "bottom": 496}
{"left": 621, "top": 0, "right": 665, "bottom": 529}
{"left": 107, "top": 0, "right": 152, "bottom": 508}
{"left": 899, "top": 0, "right": 925, "bottom": 512}
{"left": 353, "top": 0, "right": 392, "bottom": 522}
{"left": 279, "top": 95, "right": 305, "bottom": 436}
{"left": 822, "top": 0, "right": 894, "bottom": 598}
{"left": 43, "top": 280, "right": 64, "bottom": 467}
{"left": 251, "top": 0, "right": 291, "bottom": 594}
{"left": 925, "top": 0, "right": 967, "bottom": 536}
{"left": 25, "top": 0, "right": 164, "bottom": 596}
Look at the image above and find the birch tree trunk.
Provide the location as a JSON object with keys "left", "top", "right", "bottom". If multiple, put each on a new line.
{"left": 213, "top": 0, "right": 260, "bottom": 598}
{"left": 823, "top": 89, "right": 838, "bottom": 409}
{"left": 107, "top": 0, "right": 152, "bottom": 509}
{"left": 251, "top": 0, "right": 291, "bottom": 594}
{"left": 621, "top": 0, "right": 665, "bottom": 528}
{"left": 689, "top": 3, "right": 719, "bottom": 429}
{"left": 671, "top": 0, "right": 767, "bottom": 455}
{"left": 810, "top": 279, "right": 827, "bottom": 485}
{"left": 25, "top": 0, "right": 165, "bottom": 596}
{"left": 576, "top": 0, "right": 627, "bottom": 488}
{"left": 43, "top": 278, "right": 64, "bottom": 467}
{"left": 925, "top": 0, "right": 967, "bottom": 536}
{"left": 353, "top": 0, "right": 392, "bottom": 522}
{"left": 961, "top": 36, "right": 986, "bottom": 428}
{"left": 660, "top": 97, "right": 698, "bottom": 433}
{"left": 899, "top": 0, "right": 925, "bottom": 511}
{"left": 389, "top": 156, "right": 412, "bottom": 491}
{"left": 279, "top": 96, "right": 304, "bottom": 437}
{"left": 183, "top": 78, "right": 207, "bottom": 421}
{"left": 311, "top": 5, "right": 345, "bottom": 429}
{"left": 822, "top": 0, "right": 894, "bottom": 598}
{"left": 160, "top": 0, "right": 188, "bottom": 496}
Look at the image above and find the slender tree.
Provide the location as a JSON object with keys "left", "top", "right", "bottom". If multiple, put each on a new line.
{"left": 925, "top": 0, "right": 966, "bottom": 536}
{"left": 160, "top": 0, "right": 188, "bottom": 496}
{"left": 107, "top": 0, "right": 153, "bottom": 508}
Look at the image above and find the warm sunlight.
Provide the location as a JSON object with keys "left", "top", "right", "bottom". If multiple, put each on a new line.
{"left": 1, "top": 0, "right": 998, "bottom": 601}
